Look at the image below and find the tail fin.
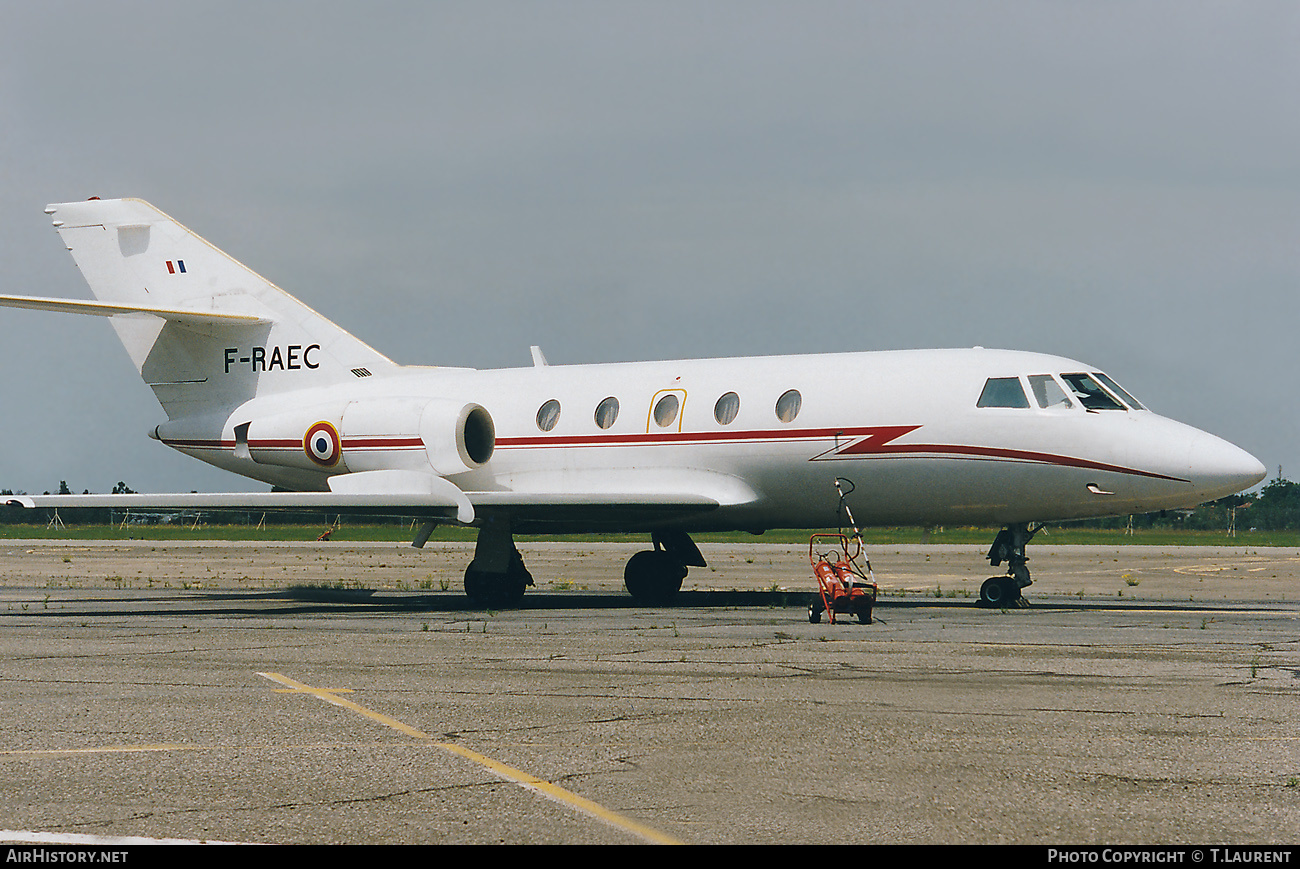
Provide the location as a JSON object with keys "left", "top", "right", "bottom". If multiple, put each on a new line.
{"left": 44, "top": 198, "right": 395, "bottom": 419}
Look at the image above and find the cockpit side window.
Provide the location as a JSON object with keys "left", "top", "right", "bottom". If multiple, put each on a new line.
{"left": 1029, "top": 375, "right": 1073, "bottom": 409}
{"left": 977, "top": 377, "right": 1030, "bottom": 408}
{"left": 1093, "top": 372, "right": 1146, "bottom": 411}
{"left": 1060, "top": 373, "right": 1126, "bottom": 410}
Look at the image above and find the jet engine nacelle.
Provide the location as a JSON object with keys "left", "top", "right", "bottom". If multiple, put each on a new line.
{"left": 231, "top": 397, "right": 495, "bottom": 477}
{"left": 416, "top": 398, "right": 496, "bottom": 476}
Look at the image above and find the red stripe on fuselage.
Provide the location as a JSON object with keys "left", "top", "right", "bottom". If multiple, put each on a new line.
{"left": 496, "top": 423, "right": 1188, "bottom": 482}
{"left": 161, "top": 424, "right": 1187, "bottom": 483}
{"left": 161, "top": 437, "right": 423, "bottom": 450}
{"left": 493, "top": 424, "right": 911, "bottom": 449}
{"left": 828, "top": 439, "right": 1187, "bottom": 482}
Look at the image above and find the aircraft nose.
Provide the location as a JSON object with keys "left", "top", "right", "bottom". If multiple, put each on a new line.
{"left": 1187, "top": 430, "right": 1267, "bottom": 500}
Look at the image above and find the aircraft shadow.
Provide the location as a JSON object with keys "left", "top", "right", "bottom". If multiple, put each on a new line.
{"left": 7, "top": 588, "right": 1275, "bottom": 620}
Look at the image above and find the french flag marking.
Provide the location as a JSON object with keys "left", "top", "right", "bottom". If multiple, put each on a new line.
{"left": 165, "top": 260, "right": 187, "bottom": 274}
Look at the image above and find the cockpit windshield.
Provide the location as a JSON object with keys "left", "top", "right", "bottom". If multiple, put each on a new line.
{"left": 1093, "top": 372, "right": 1146, "bottom": 411}
{"left": 977, "top": 372, "right": 1145, "bottom": 412}
{"left": 1060, "top": 373, "right": 1126, "bottom": 410}
{"left": 1029, "top": 375, "right": 1072, "bottom": 409}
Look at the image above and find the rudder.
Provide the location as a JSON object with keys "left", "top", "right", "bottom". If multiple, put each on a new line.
{"left": 46, "top": 198, "right": 395, "bottom": 419}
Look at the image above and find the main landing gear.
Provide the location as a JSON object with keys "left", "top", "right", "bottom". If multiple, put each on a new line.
{"left": 980, "top": 522, "right": 1039, "bottom": 608}
{"left": 462, "top": 516, "right": 533, "bottom": 608}
{"left": 415, "top": 518, "right": 705, "bottom": 610}
{"left": 623, "top": 529, "right": 706, "bottom": 605}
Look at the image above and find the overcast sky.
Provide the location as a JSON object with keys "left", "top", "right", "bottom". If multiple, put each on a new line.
{"left": 1, "top": 1, "right": 1296, "bottom": 497}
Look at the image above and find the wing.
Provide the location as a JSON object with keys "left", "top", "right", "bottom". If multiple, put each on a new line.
{"left": 6, "top": 470, "right": 758, "bottom": 531}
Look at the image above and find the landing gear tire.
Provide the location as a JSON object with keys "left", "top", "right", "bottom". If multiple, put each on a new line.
{"left": 979, "top": 575, "right": 1021, "bottom": 608}
{"left": 464, "top": 550, "right": 531, "bottom": 609}
{"left": 986, "top": 523, "right": 1037, "bottom": 607}
{"left": 624, "top": 549, "right": 686, "bottom": 605}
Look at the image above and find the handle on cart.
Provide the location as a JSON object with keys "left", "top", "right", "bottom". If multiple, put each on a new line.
{"left": 834, "top": 478, "right": 862, "bottom": 539}
{"left": 809, "top": 532, "right": 861, "bottom": 565}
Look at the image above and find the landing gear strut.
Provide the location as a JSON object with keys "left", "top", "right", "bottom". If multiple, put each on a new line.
{"left": 624, "top": 530, "right": 705, "bottom": 605}
{"left": 981, "top": 522, "right": 1039, "bottom": 608}
{"left": 463, "top": 516, "right": 533, "bottom": 608}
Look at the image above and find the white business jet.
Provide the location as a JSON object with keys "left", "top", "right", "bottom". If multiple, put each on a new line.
{"left": 1, "top": 198, "right": 1266, "bottom": 608}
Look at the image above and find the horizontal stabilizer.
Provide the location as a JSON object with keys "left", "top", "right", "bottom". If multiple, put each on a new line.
{"left": 0, "top": 294, "right": 270, "bottom": 326}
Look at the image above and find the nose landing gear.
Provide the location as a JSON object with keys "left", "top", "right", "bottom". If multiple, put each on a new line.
{"left": 981, "top": 522, "right": 1039, "bottom": 607}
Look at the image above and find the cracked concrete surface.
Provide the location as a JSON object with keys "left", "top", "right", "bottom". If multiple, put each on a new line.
{"left": 0, "top": 540, "right": 1296, "bottom": 844}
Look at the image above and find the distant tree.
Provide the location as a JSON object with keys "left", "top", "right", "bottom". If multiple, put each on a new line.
{"left": 112, "top": 481, "right": 136, "bottom": 495}
{"left": 1245, "top": 477, "right": 1300, "bottom": 530}
{"left": 58, "top": 481, "right": 71, "bottom": 495}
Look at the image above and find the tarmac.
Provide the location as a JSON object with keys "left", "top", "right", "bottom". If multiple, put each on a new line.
{"left": 0, "top": 538, "right": 1296, "bottom": 844}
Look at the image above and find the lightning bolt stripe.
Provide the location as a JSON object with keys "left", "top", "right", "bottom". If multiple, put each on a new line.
{"left": 160, "top": 425, "right": 1187, "bottom": 483}
{"left": 820, "top": 436, "right": 1189, "bottom": 482}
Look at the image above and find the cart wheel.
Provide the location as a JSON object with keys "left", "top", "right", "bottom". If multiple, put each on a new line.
{"left": 857, "top": 607, "right": 873, "bottom": 625}
{"left": 808, "top": 601, "right": 823, "bottom": 624}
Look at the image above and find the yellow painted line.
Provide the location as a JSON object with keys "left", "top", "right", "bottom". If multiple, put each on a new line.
{"left": 271, "top": 687, "right": 353, "bottom": 694}
{"left": 434, "top": 740, "right": 682, "bottom": 845}
{"left": 258, "top": 671, "right": 682, "bottom": 845}
{"left": 260, "top": 671, "right": 429, "bottom": 738}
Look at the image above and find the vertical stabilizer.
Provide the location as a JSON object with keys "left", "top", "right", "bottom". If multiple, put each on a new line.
{"left": 45, "top": 198, "right": 395, "bottom": 419}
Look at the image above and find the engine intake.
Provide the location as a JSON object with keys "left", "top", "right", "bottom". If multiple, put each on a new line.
{"left": 419, "top": 399, "right": 495, "bottom": 476}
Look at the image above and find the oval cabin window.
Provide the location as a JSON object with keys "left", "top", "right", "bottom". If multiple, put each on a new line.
{"left": 714, "top": 392, "right": 740, "bottom": 425}
{"left": 536, "top": 399, "right": 561, "bottom": 432}
{"left": 775, "top": 389, "right": 801, "bottom": 423}
{"left": 653, "top": 393, "right": 680, "bottom": 428}
{"left": 595, "top": 396, "right": 619, "bottom": 429}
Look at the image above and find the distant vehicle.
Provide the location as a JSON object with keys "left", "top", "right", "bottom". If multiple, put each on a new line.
{"left": 1, "top": 198, "right": 1266, "bottom": 607}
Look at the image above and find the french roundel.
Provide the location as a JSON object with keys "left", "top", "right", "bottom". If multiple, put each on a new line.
{"left": 304, "top": 421, "right": 341, "bottom": 467}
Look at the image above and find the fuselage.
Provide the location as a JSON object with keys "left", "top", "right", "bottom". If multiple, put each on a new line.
{"left": 156, "top": 347, "right": 1266, "bottom": 532}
